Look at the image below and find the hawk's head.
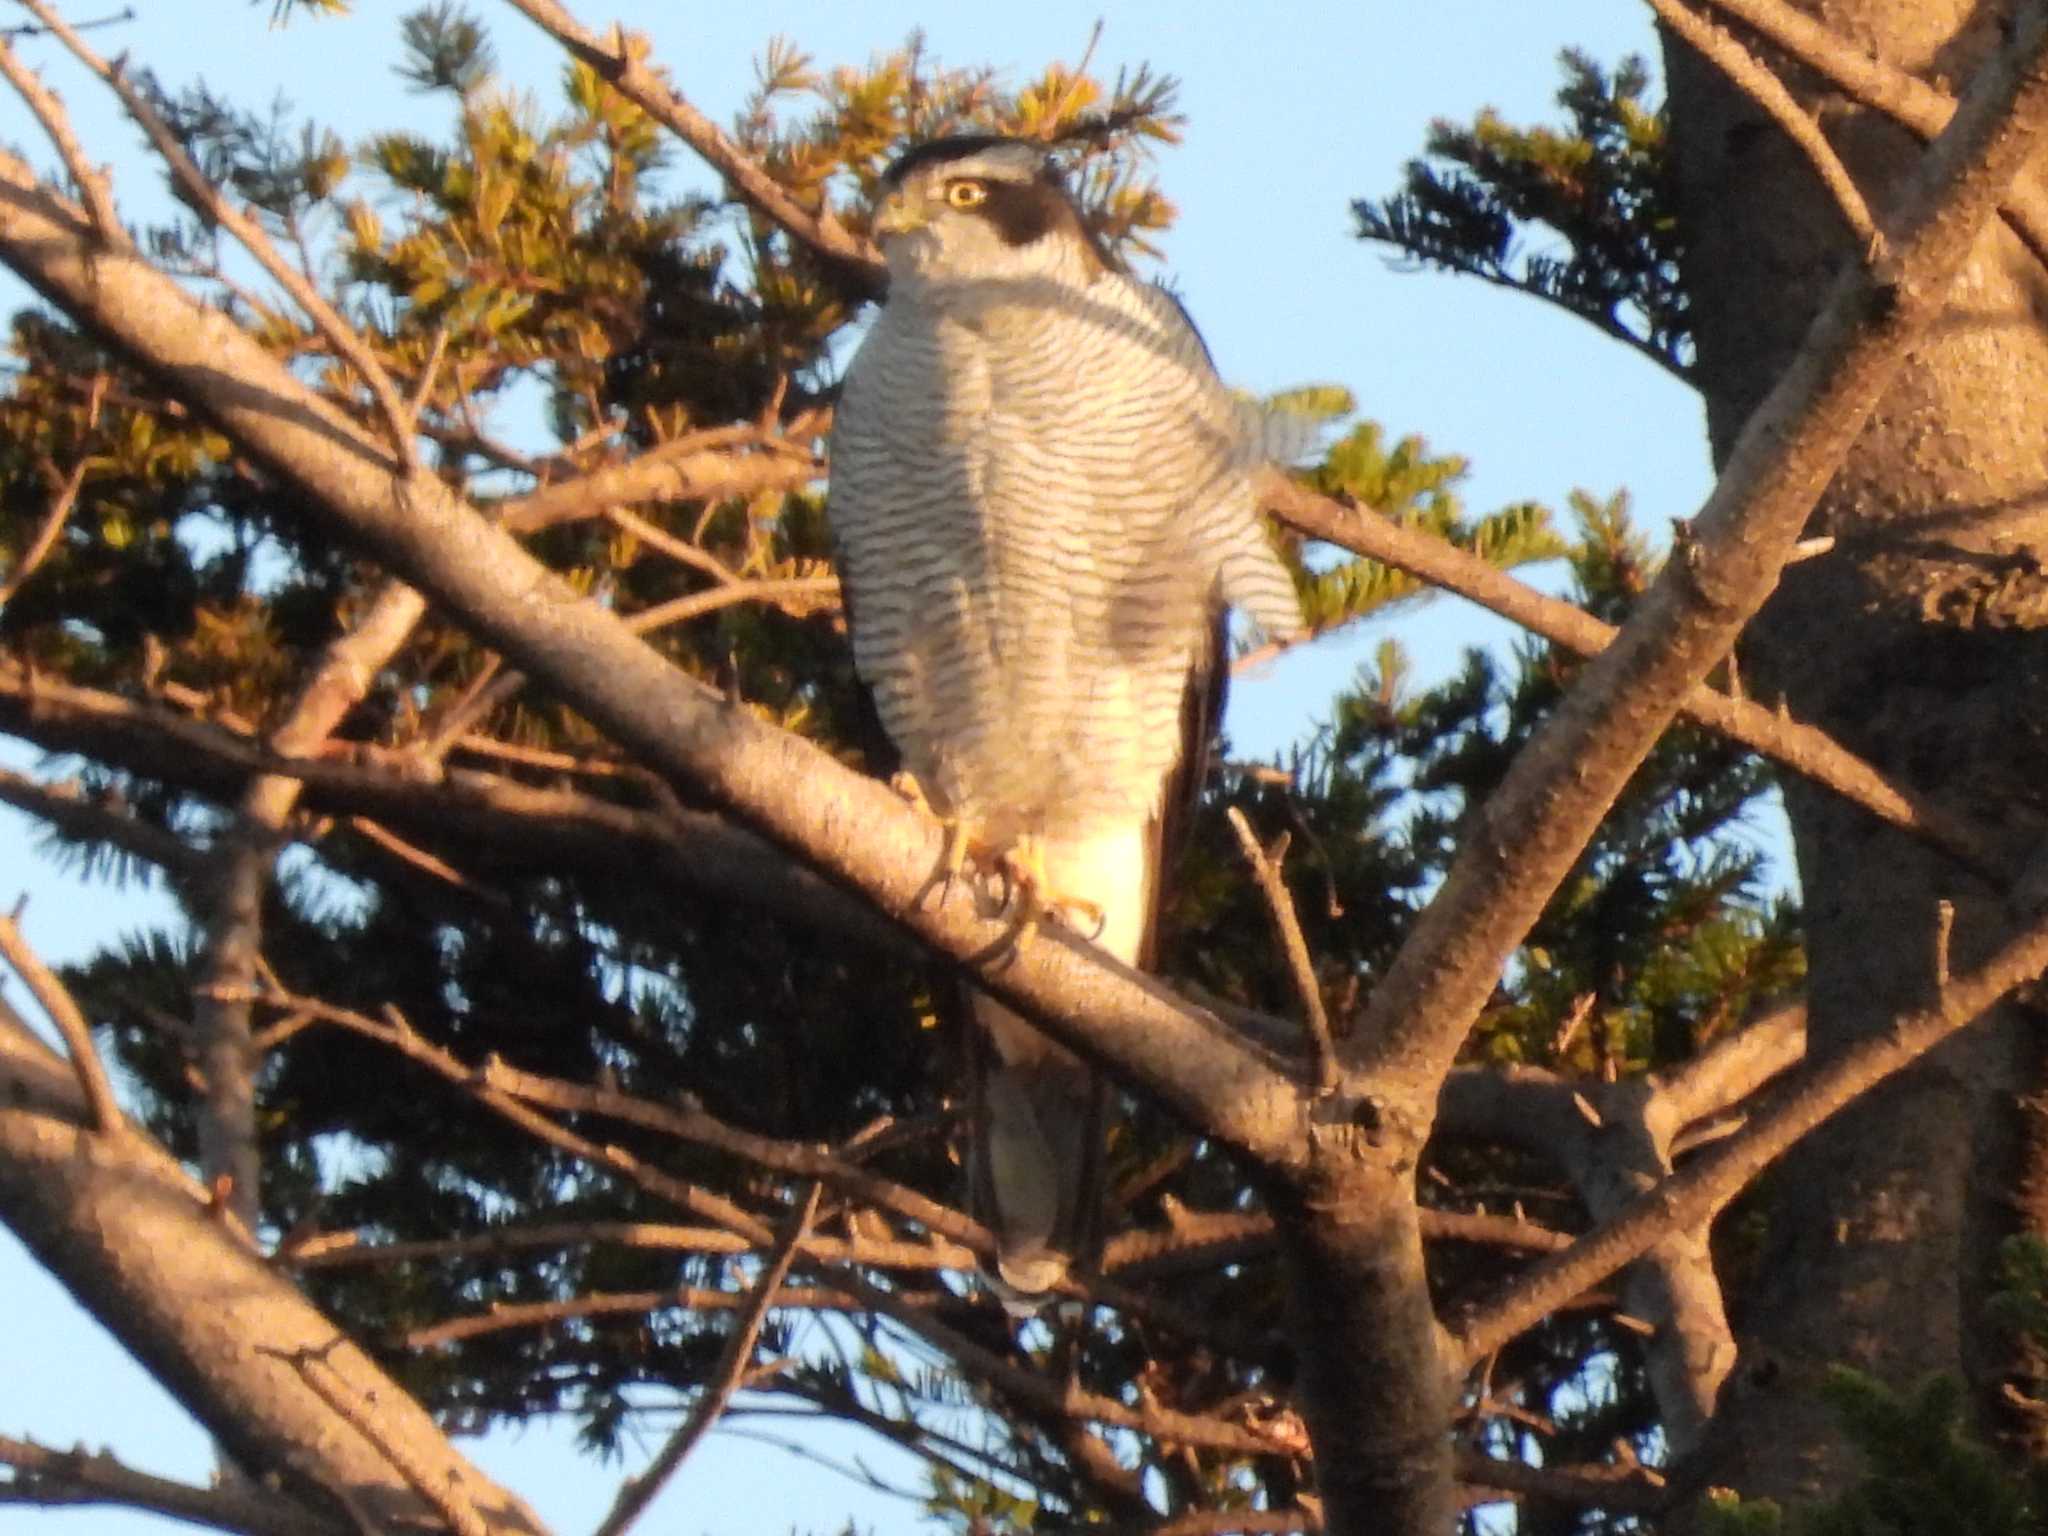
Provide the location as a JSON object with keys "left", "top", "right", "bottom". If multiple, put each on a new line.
{"left": 871, "top": 136, "right": 1116, "bottom": 285}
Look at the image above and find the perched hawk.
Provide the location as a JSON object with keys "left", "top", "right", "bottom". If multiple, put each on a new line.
{"left": 828, "top": 136, "right": 1302, "bottom": 1301}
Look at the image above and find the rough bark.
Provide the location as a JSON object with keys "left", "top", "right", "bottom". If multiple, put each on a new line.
{"left": 1664, "top": 0, "right": 2048, "bottom": 1498}
{"left": 0, "top": 1012, "right": 548, "bottom": 1535}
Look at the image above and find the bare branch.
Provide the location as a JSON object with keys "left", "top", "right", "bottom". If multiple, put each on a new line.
{"left": 401, "top": 1281, "right": 883, "bottom": 1349}
{"left": 499, "top": 430, "right": 822, "bottom": 535}
{"left": 1226, "top": 808, "right": 1338, "bottom": 1091}
{"left": 0, "top": 1434, "right": 342, "bottom": 1536}
{"left": 0, "top": 440, "right": 92, "bottom": 607}
{"left": 496, "top": 0, "right": 886, "bottom": 293}
{"left": 1259, "top": 473, "right": 2006, "bottom": 881}
{"left": 0, "top": 35, "right": 120, "bottom": 242}
{"left": 592, "top": 1182, "right": 822, "bottom": 1536}
{"left": 1344, "top": 11, "right": 2048, "bottom": 1090}
{"left": 279, "top": 1220, "right": 975, "bottom": 1275}
{"left": 1456, "top": 904, "right": 2048, "bottom": 1362}
{"left": 624, "top": 574, "right": 841, "bottom": 633}
{"left": 0, "top": 910, "right": 122, "bottom": 1133}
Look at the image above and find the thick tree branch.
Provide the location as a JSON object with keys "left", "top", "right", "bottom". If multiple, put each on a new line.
{"left": 0, "top": 1009, "right": 550, "bottom": 1534}
{"left": 1698, "top": 0, "right": 2048, "bottom": 265}
{"left": 0, "top": 153, "right": 1308, "bottom": 1163}
{"left": 1346, "top": 8, "right": 2048, "bottom": 1091}
{"left": 193, "top": 577, "right": 429, "bottom": 1231}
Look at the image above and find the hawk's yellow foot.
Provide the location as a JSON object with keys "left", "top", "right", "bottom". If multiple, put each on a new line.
{"left": 997, "top": 834, "right": 1108, "bottom": 946}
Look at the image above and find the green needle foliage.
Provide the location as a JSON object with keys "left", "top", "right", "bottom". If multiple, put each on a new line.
{"left": 1355, "top": 50, "right": 1689, "bottom": 379}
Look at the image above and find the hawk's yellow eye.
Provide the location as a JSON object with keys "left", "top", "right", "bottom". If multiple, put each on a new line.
{"left": 945, "top": 180, "right": 989, "bottom": 209}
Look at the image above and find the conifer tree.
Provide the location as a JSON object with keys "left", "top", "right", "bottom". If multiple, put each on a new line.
{"left": 2, "top": 5, "right": 2048, "bottom": 1534}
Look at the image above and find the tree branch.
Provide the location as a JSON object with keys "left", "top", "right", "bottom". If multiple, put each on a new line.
{"left": 0, "top": 1008, "right": 551, "bottom": 1534}
{"left": 498, "top": 428, "right": 822, "bottom": 535}
{"left": 591, "top": 1182, "right": 821, "bottom": 1536}
{"left": 1226, "top": 807, "right": 1338, "bottom": 1091}
{"left": 0, "top": 150, "right": 1309, "bottom": 1163}
{"left": 280, "top": 1219, "right": 975, "bottom": 1276}
{"left": 1650, "top": 0, "right": 1876, "bottom": 247}
{"left": 1699, "top": 0, "right": 2048, "bottom": 266}
{"left": 193, "top": 577, "right": 429, "bottom": 1230}
{"left": 0, "top": 910, "right": 122, "bottom": 1133}
{"left": 1346, "top": 8, "right": 2048, "bottom": 1091}
{"left": 0, "top": 1434, "right": 342, "bottom": 1536}
{"left": 496, "top": 0, "right": 886, "bottom": 295}
{"left": 15, "top": 0, "right": 421, "bottom": 464}
{"left": 1456, "top": 906, "right": 2048, "bottom": 1361}
{"left": 0, "top": 765, "right": 200, "bottom": 877}
{"left": 1259, "top": 473, "right": 2006, "bottom": 883}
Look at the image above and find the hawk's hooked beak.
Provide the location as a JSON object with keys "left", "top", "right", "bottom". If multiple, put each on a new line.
{"left": 872, "top": 187, "right": 930, "bottom": 238}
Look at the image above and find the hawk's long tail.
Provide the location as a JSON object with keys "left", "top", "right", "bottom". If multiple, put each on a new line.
{"left": 967, "top": 823, "right": 1153, "bottom": 1308}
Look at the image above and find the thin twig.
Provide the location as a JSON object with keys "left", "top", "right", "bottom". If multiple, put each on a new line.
{"left": 0, "top": 910, "right": 121, "bottom": 1133}
{"left": 1225, "top": 808, "right": 1338, "bottom": 1091}
{"left": 624, "top": 575, "right": 841, "bottom": 633}
{"left": 402, "top": 1279, "right": 871, "bottom": 1349}
{"left": 591, "top": 1182, "right": 822, "bottom": 1536}
{"left": 496, "top": 0, "right": 885, "bottom": 292}
{"left": 0, "top": 35, "right": 121, "bottom": 242}
{"left": 279, "top": 1219, "right": 974, "bottom": 1275}
{"left": 1457, "top": 901, "right": 2048, "bottom": 1361}
{"left": 1651, "top": 0, "right": 1877, "bottom": 249}
{"left": 1258, "top": 472, "right": 2007, "bottom": 882}
{"left": 16, "top": 0, "right": 419, "bottom": 465}
{"left": 0, "top": 451, "right": 91, "bottom": 606}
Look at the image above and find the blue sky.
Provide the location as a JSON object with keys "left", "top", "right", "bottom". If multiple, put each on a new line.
{"left": 0, "top": 3, "right": 1713, "bottom": 1532}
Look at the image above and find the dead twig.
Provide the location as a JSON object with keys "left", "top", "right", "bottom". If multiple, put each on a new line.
{"left": 591, "top": 1182, "right": 823, "bottom": 1536}
{"left": 1225, "top": 808, "right": 1338, "bottom": 1091}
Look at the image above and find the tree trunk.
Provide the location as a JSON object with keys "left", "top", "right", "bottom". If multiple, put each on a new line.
{"left": 1663, "top": 0, "right": 2048, "bottom": 1498}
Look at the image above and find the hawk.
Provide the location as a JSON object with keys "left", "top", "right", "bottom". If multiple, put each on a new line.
{"left": 828, "top": 136, "right": 1303, "bottom": 1301}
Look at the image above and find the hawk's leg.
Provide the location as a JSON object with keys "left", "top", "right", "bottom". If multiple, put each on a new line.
{"left": 996, "top": 834, "right": 1108, "bottom": 949}
{"left": 892, "top": 771, "right": 1001, "bottom": 914}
